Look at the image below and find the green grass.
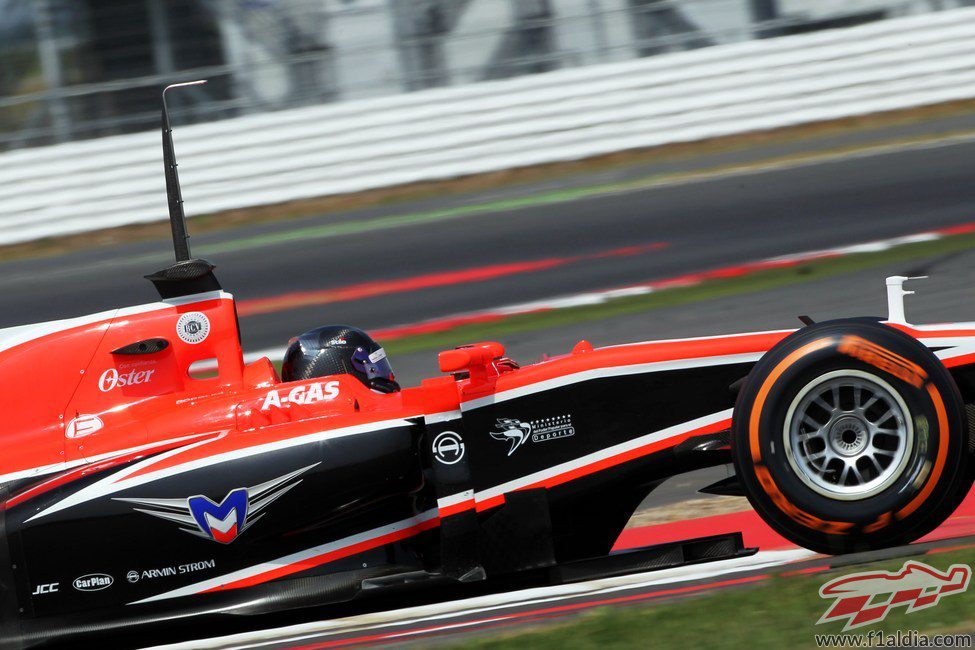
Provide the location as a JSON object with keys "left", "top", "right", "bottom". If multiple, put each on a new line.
{"left": 450, "top": 546, "right": 975, "bottom": 649}
{"left": 193, "top": 185, "right": 644, "bottom": 258}
{"left": 380, "top": 230, "right": 975, "bottom": 357}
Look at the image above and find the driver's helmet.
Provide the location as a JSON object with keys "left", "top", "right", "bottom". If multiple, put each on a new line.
{"left": 281, "top": 325, "right": 399, "bottom": 393}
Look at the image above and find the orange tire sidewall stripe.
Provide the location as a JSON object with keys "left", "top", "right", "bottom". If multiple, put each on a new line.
{"left": 896, "top": 383, "right": 951, "bottom": 520}
{"left": 749, "top": 338, "right": 834, "bottom": 463}
{"left": 747, "top": 337, "right": 852, "bottom": 534}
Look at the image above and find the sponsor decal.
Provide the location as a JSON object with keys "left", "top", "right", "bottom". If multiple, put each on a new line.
{"left": 175, "top": 391, "right": 224, "bottom": 405}
{"left": 530, "top": 415, "right": 576, "bottom": 444}
{"left": 327, "top": 338, "right": 348, "bottom": 346}
{"left": 32, "top": 582, "right": 58, "bottom": 596}
{"left": 432, "top": 431, "right": 465, "bottom": 465}
{"left": 368, "top": 348, "right": 387, "bottom": 363}
{"left": 116, "top": 464, "right": 318, "bottom": 544}
{"left": 837, "top": 335, "right": 927, "bottom": 388}
{"left": 73, "top": 573, "right": 113, "bottom": 592}
{"left": 176, "top": 312, "right": 210, "bottom": 345}
{"left": 491, "top": 418, "right": 532, "bottom": 456}
{"left": 817, "top": 560, "right": 971, "bottom": 631}
{"left": 65, "top": 414, "right": 103, "bottom": 439}
{"left": 260, "top": 381, "right": 339, "bottom": 411}
{"left": 127, "top": 560, "right": 215, "bottom": 583}
{"left": 98, "top": 367, "right": 156, "bottom": 392}
{"left": 490, "top": 415, "right": 575, "bottom": 456}
{"left": 119, "top": 359, "right": 156, "bottom": 370}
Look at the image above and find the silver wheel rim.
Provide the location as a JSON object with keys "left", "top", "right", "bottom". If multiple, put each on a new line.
{"left": 783, "top": 370, "right": 913, "bottom": 501}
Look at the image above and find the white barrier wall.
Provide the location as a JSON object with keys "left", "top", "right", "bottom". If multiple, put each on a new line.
{"left": 1, "top": 8, "right": 975, "bottom": 246}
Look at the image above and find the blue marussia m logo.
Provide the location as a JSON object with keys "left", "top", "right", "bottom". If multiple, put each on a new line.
{"left": 116, "top": 463, "right": 318, "bottom": 544}
{"left": 187, "top": 488, "right": 249, "bottom": 544}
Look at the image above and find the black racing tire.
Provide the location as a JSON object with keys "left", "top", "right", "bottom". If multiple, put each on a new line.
{"left": 732, "top": 319, "right": 973, "bottom": 554}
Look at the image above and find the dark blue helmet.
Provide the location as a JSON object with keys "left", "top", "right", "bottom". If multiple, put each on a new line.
{"left": 281, "top": 325, "right": 399, "bottom": 393}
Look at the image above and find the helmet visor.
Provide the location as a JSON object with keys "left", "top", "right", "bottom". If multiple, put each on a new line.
{"left": 351, "top": 346, "right": 394, "bottom": 381}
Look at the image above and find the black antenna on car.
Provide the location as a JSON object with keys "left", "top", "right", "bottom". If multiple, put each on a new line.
{"left": 146, "top": 80, "right": 222, "bottom": 300}
{"left": 162, "top": 80, "right": 206, "bottom": 262}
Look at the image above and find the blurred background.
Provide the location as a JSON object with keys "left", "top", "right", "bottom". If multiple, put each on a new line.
{"left": 2, "top": 0, "right": 966, "bottom": 148}
{"left": 2, "top": 0, "right": 975, "bottom": 385}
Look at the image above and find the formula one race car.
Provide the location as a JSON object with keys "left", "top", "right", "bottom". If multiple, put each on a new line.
{"left": 2, "top": 84, "right": 974, "bottom": 648}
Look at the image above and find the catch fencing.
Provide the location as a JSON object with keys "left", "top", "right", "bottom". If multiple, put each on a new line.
{"left": 1, "top": 8, "right": 975, "bottom": 245}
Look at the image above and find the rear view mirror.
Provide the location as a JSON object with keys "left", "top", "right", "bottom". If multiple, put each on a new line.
{"left": 439, "top": 342, "right": 505, "bottom": 383}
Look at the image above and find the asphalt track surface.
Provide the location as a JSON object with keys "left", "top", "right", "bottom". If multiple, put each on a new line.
{"left": 4, "top": 124, "right": 975, "bottom": 361}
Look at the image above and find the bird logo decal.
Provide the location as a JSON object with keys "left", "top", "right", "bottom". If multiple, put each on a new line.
{"left": 490, "top": 418, "right": 533, "bottom": 456}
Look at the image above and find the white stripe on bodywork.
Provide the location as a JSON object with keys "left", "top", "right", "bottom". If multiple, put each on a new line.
{"left": 936, "top": 348, "right": 975, "bottom": 363}
{"left": 25, "top": 433, "right": 227, "bottom": 521}
{"left": 461, "top": 352, "right": 763, "bottom": 411}
{"left": 474, "top": 409, "right": 732, "bottom": 504}
{"left": 0, "top": 459, "right": 89, "bottom": 487}
{"left": 133, "top": 409, "right": 731, "bottom": 603}
{"left": 913, "top": 322, "right": 975, "bottom": 331}
{"left": 600, "top": 328, "right": 794, "bottom": 350}
{"left": 26, "top": 418, "right": 416, "bottom": 522}
{"left": 437, "top": 490, "right": 474, "bottom": 510}
{"left": 919, "top": 337, "right": 975, "bottom": 364}
{"left": 0, "top": 290, "right": 232, "bottom": 357}
{"left": 423, "top": 410, "right": 463, "bottom": 424}
{"left": 0, "top": 432, "right": 216, "bottom": 487}
{"left": 132, "top": 508, "right": 441, "bottom": 604}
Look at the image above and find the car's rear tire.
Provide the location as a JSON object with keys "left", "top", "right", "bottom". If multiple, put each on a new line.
{"left": 732, "top": 319, "right": 973, "bottom": 554}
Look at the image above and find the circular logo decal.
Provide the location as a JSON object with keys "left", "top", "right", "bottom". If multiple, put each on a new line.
{"left": 432, "top": 431, "right": 465, "bottom": 465}
{"left": 177, "top": 312, "right": 210, "bottom": 345}
{"left": 126, "top": 570, "right": 140, "bottom": 584}
{"left": 73, "top": 573, "right": 113, "bottom": 592}
{"left": 65, "top": 415, "right": 104, "bottom": 439}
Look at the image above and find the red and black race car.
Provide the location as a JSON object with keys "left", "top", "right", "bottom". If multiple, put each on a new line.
{"left": 1, "top": 85, "right": 974, "bottom": 648}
